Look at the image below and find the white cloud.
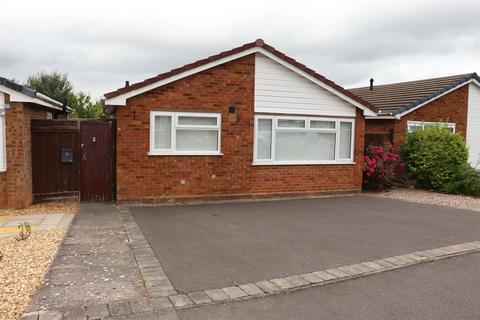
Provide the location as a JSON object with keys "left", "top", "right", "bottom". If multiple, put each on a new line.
{"left": 0, "top": 0, "right": 478, "bottom": 98}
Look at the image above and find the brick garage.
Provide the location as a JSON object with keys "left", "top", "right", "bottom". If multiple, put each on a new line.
{"left": 364, "top": 85, "right": 469, "bottom": 145}
{"left": 105, "top": 40, "right": 376, "bottom": 203}
{"left": 0, "top": 78, "right": 69, "bottom": 208}
{"left": 351, "top": 73, "right": 480, "bottom": 167}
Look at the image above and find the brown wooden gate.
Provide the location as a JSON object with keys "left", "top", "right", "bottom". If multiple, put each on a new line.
{"left": 31, "top": 119, "right": 115, "bottom": 202}
{"left": 80, "top": 121, "right": 115, "bottom": 201}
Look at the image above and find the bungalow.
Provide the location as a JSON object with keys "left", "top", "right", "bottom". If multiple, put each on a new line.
{"left": 103, "top": 39, "right": 378, "bottom": 203}
{"left": 350, "top": 73, "right": 480, "bottom": 168}
{"left": 0, "top": 77, "right": 70, "bottom": 208}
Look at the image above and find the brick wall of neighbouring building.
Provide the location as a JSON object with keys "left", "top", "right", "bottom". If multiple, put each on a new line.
{"left": 115, "top": 54, "right": 366, "bottom": 203}
{"left": 365, "top": 84, "right": 469, "bottom": 146}
{"left": 0, "top": 100, "right": 49, "bottom": 208}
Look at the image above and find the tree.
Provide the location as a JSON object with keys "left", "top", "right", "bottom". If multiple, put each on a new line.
{"left": 25, "top": 71, "right": 73, "bottom": 104}
{"left": 25, "top": 71, "right": 102, "bottom": 118}
{"left": 69, "top": 92, "right": 103, "bottom": 119}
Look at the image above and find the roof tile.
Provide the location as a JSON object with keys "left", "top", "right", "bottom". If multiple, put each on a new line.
{"left": 104, "top": 39, "right": 377, "bottom": 113}
{"left": 349, "top": 73, "right": 479, "bottom": 116}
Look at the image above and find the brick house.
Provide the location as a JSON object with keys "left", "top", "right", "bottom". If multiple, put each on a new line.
{"left": 0, "top": 78, "right": 70, "bottom": 208}
{"left": 103, "top": 39, "right": 377, "bottom": 203}
{"left": 350, "top": 73, "right": 480, "bottom": 167}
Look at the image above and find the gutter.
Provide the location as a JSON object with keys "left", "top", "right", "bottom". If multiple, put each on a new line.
{"left": 36, "top": 92, "right": 73, "bottom": 112}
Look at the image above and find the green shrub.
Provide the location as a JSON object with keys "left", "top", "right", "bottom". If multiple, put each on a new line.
{"left": 446, "top": 164, "right": 480, "bottom": 196}
{"left": 401, "top": 125, "right": 468, "bottom": 191}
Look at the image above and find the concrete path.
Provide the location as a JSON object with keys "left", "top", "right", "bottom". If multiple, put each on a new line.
{"left": 25, "top": 203, "right": 146, "bottom": 313}
{"left": 0, "top": 214, "right": 73, "bottom": 237}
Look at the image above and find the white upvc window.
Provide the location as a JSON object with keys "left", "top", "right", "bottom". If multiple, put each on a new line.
{"left": 254, "top": 115, "right": 355, "bottom": 165}
{"left": 407, "top": 120, "right": 456, "bottom": 133}
{"left": 0, "top": 94, "right": 6, "bottom": 172}
{"left": 149, "top": 111, "right": 222, "bottom": 155}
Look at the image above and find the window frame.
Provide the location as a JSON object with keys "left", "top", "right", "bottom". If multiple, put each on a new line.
{"left": 149, "top": 111, "right": 222, "bottom": 156}
{"left": 406, "top": 120, "right": 456, "bottom": 133}
{"left": 253, "top": 115, "right": 355, "bottom": 165}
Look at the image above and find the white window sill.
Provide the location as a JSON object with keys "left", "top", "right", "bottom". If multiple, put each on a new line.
{"left": 252, "top": 161, "right": 356, "bottom": 166}
{"left": 0, "top": 169, "right": 6, "bottom": 172}
{"left": 148, "top": 152, "right": 223, "bottom": 156}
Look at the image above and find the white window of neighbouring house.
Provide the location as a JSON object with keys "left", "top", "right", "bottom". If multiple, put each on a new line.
{"left": 254, "top": 115, "right": 355, "bottom": 165}
{"left": 407, "top": 121, "right": 456, "bottom": 133}
{"left": 0, "top": 94, "right": 6, "bottom": 171}
{"left": 149, "top": 111, "right": 221, "bottom": 155}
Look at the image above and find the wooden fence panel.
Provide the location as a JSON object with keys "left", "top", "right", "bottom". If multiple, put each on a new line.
{"left": 31, "top": 120, "right": 81, "bottom": 200}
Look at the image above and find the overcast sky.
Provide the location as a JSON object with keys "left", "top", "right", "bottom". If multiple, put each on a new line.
{"left": 1, "top": 0, "right": 479, "bottom": 99}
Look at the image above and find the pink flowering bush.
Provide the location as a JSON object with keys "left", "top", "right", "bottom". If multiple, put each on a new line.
{"left": 363, "top": 141, "right": 406, "bottom": 189}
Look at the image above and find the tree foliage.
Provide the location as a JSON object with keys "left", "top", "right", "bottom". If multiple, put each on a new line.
{"left": 25, "top": 71, "right": 102, "bottom": 118}
{"left": 69, "top": 92, "right": 103, "bottom": 119}
{"left": 26, "top": 71, "right": 73, "bottom": 104}
{"left": 401, "top": 125, "right": 468, "bottom": 191}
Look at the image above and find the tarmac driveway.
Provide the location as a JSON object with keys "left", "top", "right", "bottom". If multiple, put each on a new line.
{"left": 131, "top": 195, "right": 480, "bottom": 292}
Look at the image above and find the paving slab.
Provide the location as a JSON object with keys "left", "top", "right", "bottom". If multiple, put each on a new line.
{"left": 27, "top": 203, "right": 146, "bottom": 312}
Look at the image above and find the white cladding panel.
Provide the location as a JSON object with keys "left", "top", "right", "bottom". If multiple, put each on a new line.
{"left": 467, "top": 83, "right": 480, "bottom": 168}
{"left": 254, "top": 53, "right": 356, "bottom": 117}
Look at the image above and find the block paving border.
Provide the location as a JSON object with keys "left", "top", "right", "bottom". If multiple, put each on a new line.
{"left": 116, "top": 206, "right": 177, "bottom": 298}
{"left": 21, "top": 240, "right": 480, "bottom": 319}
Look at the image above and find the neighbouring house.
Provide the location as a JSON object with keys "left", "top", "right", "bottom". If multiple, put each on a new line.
{"left": 0, "top": 77, "right": 70, "bottom": 208}
{"left": 103, "top": 39, "right": 378, "bottom": 203}
{"left": 350, "top": 73, "right": 480, "bottom": 167}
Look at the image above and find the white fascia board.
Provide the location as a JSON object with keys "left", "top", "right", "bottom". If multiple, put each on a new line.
{"left": 366, "top": 115, "right": 396, "bottom": 119}
{"left": 0, "top": 85, "right": 63, "bottom": 111}
{"left": 104, "top": 47, "right": 376, "bottom": 116}
{"left": 394, "top": 80, "right": 474, "bottom": 119}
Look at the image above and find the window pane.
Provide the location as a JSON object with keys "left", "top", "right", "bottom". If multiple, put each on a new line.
{"left": 178, "top": 116, "right": 217, "bottom": 126}
{"left": 257, "top": 119, "right": 272, "bottom": 159}
{"left": 176, "top": 130, "right": 218, "bottom": 151}
{"left": 275, "top": 132, "right": 335, "bottom": 161}
{"left": 277, "top": 119, "right": 305, "bottom": 128}
{"left": 0, "top": 115, "right": 5, "bottom": 169}
{"left": 310, "top": 120, "right": 335, "bottom": 129}
{"left": 154, "top": 116, "right": 171, "bottom": 149}
{"left": 339, "top": 122, "right": 353, "bottom": 159}
{"left": 408, "top": 124, "right": 423, "bottom": 133}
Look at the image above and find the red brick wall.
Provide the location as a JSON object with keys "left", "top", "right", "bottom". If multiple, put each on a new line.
{"left": 116, "top": 54, "right": 366, "bottom": 203}
{"left": 0, "top": 100, "right": 48, "bottom": 208}
{"left": 365, "top": 84, "right": 469, "bottom": 146}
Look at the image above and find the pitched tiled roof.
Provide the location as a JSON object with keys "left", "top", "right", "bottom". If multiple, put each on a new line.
{"left": 103, "top": 39, "right": 377, "bottom": 113}
{"left": 349, "top": 73, "right": 479, "bottom": 117}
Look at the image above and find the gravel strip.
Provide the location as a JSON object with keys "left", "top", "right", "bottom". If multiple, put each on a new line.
{"left": 366, "top": 189, "right": 480, "bottom": 212}
{"left": 0, "top": 201, "right": 78, "bottom": 216}
{"left": 0, "top": 229, "right": 67, "bottom": 320}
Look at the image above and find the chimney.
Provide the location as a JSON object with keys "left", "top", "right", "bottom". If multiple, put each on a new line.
{"left": 125, "top": 81, "right": 130, "bottom": 87}
{"left": 369, "top": 78, "right": 374, "bottom": 91}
